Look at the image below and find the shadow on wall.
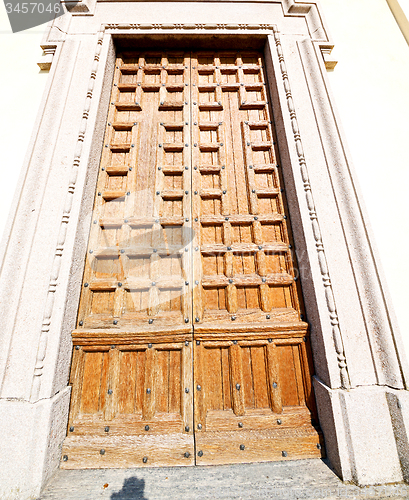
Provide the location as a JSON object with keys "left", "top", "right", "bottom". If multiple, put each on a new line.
{"left": 111, "top": 477, "right": 148, "bottom": 500}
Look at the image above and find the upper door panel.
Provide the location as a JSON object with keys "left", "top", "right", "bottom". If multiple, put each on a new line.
{"left": 190, "top": 51, "right": 302, "bottom": 335}
{"left": 75, "top": 52, "right": 193, "bottom": 340}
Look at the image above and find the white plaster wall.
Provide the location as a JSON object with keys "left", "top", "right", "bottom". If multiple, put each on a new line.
{"left": 0, "top": 6, "right": 48, "bottom": 244}
{"left": 0, "top": 0, "right": 408, "bottom": 359}
{"left": 401, "top": 0, "right": 409, "bottom": 17}
{"left": 319, "top": 0, "right": 409, "bottom": 358}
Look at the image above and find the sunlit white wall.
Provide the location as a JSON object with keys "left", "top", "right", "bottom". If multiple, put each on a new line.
{"left": 400, "top": 0, "right": 409, "bottom": 16}
{"left": 0, "top": 6, "right": 48, "bottom": 243}
{"left": 0, "top": 0, "right": 408, "bottom": 358}
{"left": 320, "top": 0, "right": 409, "bottom": 359}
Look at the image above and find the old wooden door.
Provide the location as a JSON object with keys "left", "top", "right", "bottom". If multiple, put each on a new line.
{"left": 61, "top": 49, "right": 323, "bottom": 469}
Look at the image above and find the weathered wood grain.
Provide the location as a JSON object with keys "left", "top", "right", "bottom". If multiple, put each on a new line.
{"left": 195, "top": 428, "right": 324, "bottom": 466}
{"left": 63, "top": 50, "right": 321, "bottom": 470}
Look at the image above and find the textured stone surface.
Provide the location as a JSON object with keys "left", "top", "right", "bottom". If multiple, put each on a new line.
{"left": 39, "top": 459, "right": 409, "bottom": 500}
{"left": 313, "top": 379, "right": 406, "bottom": 485}
{"left": 0, "top": 388, "right": 70, "bottom": 500}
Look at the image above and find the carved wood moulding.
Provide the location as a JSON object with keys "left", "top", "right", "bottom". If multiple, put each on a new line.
{"left": 104, "top": 23, "right": 276, "bottom": 30}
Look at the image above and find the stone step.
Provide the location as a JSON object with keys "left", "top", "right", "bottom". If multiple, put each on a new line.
{"left": 39, "top": 459, "right": 409, "bottom": 500}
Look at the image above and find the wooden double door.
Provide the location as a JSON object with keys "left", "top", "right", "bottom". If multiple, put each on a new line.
{"left": 61, "top": 49, "right": 323, "bottom": 468}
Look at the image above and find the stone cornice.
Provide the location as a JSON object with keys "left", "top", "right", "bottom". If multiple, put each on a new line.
{"left": 101, "top": 20, "right": 335, "bottom": 67}
{"left": 51, "top": 1, "right": 333, "bottom": 43}
{"left": 281, "top": 0, "right": 329, "bottom": 42}
{"left": 43, "top": 1, "right": 336, "bottom": 68}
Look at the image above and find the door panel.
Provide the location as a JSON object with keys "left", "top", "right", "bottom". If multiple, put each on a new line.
{"left": 61, "top": 48, "right": 323, "bottom": 469}
{"left": 62, "top": 51, "right": 195, "bottom": 469}
{"left": 76, "top": 51, "right": 193, "bottom": 334}
{"left": 191, "top": 51, "right": 322, "bottom": 464}
{"left": 63, "top": 342, "right": 194, "bottom": 468}
{"left": 191, "top": 52, "right": 300, "bottom": 329}
{"left": 193, "top": 337, "right": 322, "bottom": 464}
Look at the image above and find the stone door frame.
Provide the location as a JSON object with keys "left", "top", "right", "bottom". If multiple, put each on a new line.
{"left": 1, "top": 2, "right": 409, "bottom": 498}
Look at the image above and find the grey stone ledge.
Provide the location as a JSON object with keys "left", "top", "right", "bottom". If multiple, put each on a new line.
{"left": 39, "top": 459, "right": 409, "bottom": 500}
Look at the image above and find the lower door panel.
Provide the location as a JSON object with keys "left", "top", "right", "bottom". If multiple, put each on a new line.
{"left": 193, "top": 331, "right": 324, "bottom": 465}
{"left": 61, "top": 338, "right": 194, "bottom": 468}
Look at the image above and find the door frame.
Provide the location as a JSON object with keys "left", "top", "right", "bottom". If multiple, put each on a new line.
{"left": 1, "top": 5, "right": 408, "bottom": 496}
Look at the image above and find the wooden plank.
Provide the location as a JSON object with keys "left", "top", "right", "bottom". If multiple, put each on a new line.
{"left": 169, "top": 349, "right": 181, "bottom": 413}
{"left": 205, "top": 347, "right": 223, "bottom": 411}
{"left": 266, "top": 343, "right": 283, "bottom": 414}
{"left": 201, "top": 273, "right": 294, "bottom": 287}
{"left": 72, "top": 328, "right": 191, "bottom": 343}
{"left": 118, "top": 350, "right": 137, "bottom": 414}
{"left": 191, "top": 53, "right": 202, "bottom": 325}
{"left": 221, "top": 347, "right": 232, "bottom": 410}
{"left": 200, "top": 242, "right": 287, "bottom": 254}
{"left": 205, "top": 406, "right": 313, "bottom": 432}
{"left": 292, "top": 344, "right": 306, "bottom": 406}
{"left": 143, "top": 347, "right": 156, "bottom": 420}
{"left": 194, "top": 341, "right": 207, "bottom": 431}
{"left": 226, "top": 283, "right": 238, "bottom": 314}
{"left": 104, "top": 348, "right": 120, "bottom": 421}
{"left": 251, "top": 345, "right": 270, "bottom": 409}
{"left": 61, "top": 434, "right": 195, "bottom": 469}
{"left": 276, "top": 344, "right": 298, "bottom": 407}
{"left": 242, "top": 122, "right": 258, "bottom": 215}
{"left": 195, "top": 324, "right": 303, "bottom": 344}
{"left": 229, "top": 344, "right": 245, "bottom": 416}
{"left": 241, "top": 346, "right": 255, "bottom": 410}
{"left": 195, "top": 427, "right": 324, "bottom": 466}
{"left": 200, "top": 214, "right": 283, "bottom": 224}
{"left": 135, "top": 349, "right": 145, "bottom": 415}
{"left": 181, "top": 342, "right": 193, "bottom": 433}
{"left": 300, "top": 337, "right": 317, "bottom": 415}
{"left": 115, "top": 102, "right": 142, "bottom": 111}
{"left": 80, "top": 352, "right": 104, "bottom": 415}
{"left": 155, "top": 349, "right": 169, "bottom": 413}
{"left": 67, "top": 348, "right": 85, "bottom": 424}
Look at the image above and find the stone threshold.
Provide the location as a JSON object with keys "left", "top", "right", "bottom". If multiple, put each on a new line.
{"left": 39, "top": 459, "right": 409, "bottom": 499}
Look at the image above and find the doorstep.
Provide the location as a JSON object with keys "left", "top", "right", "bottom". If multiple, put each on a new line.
{"left": 39, "top": 459, "right": 409, "bottom": 500}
